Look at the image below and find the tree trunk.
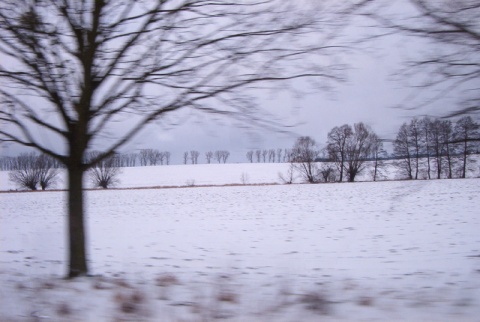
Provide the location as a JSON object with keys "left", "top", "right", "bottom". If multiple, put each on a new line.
{"left": 67, "top": 166, "right": 89, "bottom": 278}
{"left": 414, "top": 146, "right": 419, "bottom": 180}
{"left": 462, "top": 139, "right": 467, "bottom": 178}
{"left": 426, "top": 153, "right": 431, "bottom": 179}
{"left": 436, "top": 156, "right": 441, "bottom": 179}
{"left": 445, "top": 144, "right": 453, "bottom": 179}
{"left": 339, "top": 156, "right": 344, "bottom": 182}
{"left": 348, "top": 170, "right": 355, "bottom": 182}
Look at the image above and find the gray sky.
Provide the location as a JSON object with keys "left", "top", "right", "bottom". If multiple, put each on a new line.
{"left": 114, "top": 32, "right": 457, "bottom": 164}
{"left": 0, "top": 3, "right": 466, "bottom": 164}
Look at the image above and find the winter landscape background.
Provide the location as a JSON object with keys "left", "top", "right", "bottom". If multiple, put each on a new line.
{"left": 1, "top": 162, "right": 480, "bottom": 321}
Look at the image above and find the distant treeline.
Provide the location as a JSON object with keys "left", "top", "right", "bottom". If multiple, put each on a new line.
{"left": 1, "top": 117, "right": 479, "bottom": 182}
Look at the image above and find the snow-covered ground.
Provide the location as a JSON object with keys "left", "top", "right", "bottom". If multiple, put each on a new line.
{"left": 1, "top": 164, "right": 480, "bottom": 321}
{"left": 0, "top": 163, "right": 290, "bottom": 191}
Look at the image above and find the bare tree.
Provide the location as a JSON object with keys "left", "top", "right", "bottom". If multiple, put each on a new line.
{"left": 37, "top": 153, "right": 59, "bottom": 190}
{"left": 221, "top": 150, "right": 230, "bottom": 164}
{"left": 291, "top": 136, "right": 320, "bottom": 183}
{"left": 0, "top": 156, "right": 14, "bottom": 171}
{"left": 183, "top": 152, "right": 189, "bottom": 165}
{"left": 148, "top": 149, "right": 162, "bottom": 166}
{"left": 369, "top": 133, "right": 387, "bottom": 181}
{"left": 277, "top": 148, "right": 283, "bottom": 163}
{"left": 139, "top": 149, "right": 150, "bottom": 166}
{"left": 319, "top": 163, "right": 337, "bottom": 183}
{"left": 363, "top": 0, "right": 480, "bottom": 116}
{"left": 284, "top": 149, "right": 293, "bottom": 162}
{"left": 206, "top": 151, "right": 214, "bottom": 164}
{"left": 127, "top": 153, "right": 137, "bottom": 167}
{"left": 420, "top": 117, "right": 433, "bottom": 179}
{"left": 393, "top": 122, "right": 414, "bottom": 180}
{"left": 454, "top": 116, "right": 480, "bottom": 178}
{"left": 87, "top": 152, "right": 120, "bottom": 189}
{"left": 158, "top": 152, "right": 165, "bottom": 165}
{"left": 190, "top": 150, "right": 200, "bottom": 164}
{"left": 429, "top": 119, "right": 444, "bottom": 179}
{"left": 344, "top": 122, "right": 375, "bottom": 182}
{"left": 278, "top": 163, "right": 296, "bottom": 184}
{"left": 164, "top": 152, "right": 171, "bottom": 165}
{"left": 8, "top": 153, "right": 59, "bottom": 190}
{"left": 327, "top": 124, "right": 353, "bottom": 182}
{"left": 268, "top": 149, "right": 276, "bottom": 163}
{"left": 0, "top": 0, "right": 361, "bottom": 278}
{"left": 408, "top": 118, "right": 422, "bottom": 180}
{"left": 255, "top": 150, "right": 262, "bottom": 163}
{"left": 246, "top": 150, "right": 254, "bottom": 163}
{"left": 261, "top": 149, "right": 268, "bottom": 163}
{"left": 214, "top": 151, "right": 222, "bottom": 164}
{"left": 440, "top": 120, "right": 455, "bottom": 179}
{"left": 8, "top": 153, "right": 40, "bottom": 190}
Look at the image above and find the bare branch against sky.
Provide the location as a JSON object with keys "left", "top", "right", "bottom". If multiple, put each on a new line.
{"left": 0, "top": 0, "right": 362, "bottom": 161}
{"left": 0, "top": 0, "right": 367, "bottom": 278}
{"left": 359, "top": 0, "right": 480, "bottom": 117}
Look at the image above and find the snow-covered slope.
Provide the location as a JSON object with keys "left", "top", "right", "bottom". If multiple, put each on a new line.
{"left": 1, "top": 170, "right": 479, "bottom": 321}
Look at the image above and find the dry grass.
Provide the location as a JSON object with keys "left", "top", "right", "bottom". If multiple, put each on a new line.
{"left": 299, "top": 291, "right": 331, "bottom": 315}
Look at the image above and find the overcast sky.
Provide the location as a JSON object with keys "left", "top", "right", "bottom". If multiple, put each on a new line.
{"left": 0, "top": 4, "right": 466, "bottom": 164}
{"left": 116, "top": 31, "right": 458, "bottom": 164}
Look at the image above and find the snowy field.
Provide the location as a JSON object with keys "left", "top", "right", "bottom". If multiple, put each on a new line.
{"left": 0, "top": 163, "right": 294, "bottom": 191}
{"left": 1, "top": 164, "right": 480, "bottom": 321}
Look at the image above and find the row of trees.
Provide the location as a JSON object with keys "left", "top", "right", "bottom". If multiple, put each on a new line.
{"left": 6, "top": 152, "right": 125, "bottom": 190}
{"left": 246, "top": 149, "right": 294, "bottom": 163}
{"left": 1, "top": 151, "right": 137, "bottom": 170}
{"left": 287, "top": 116, "right": 479, "bottom": 184}
{"left": 1, "top": 148, "right": 237, "bottom": 170}
{"left": 185, "top": 150, "right": 230, "bottom": 164}
{"left": 287, "top": 122, "right": 386, "bottom": 184}
{"left": 139, "top": 149, "right": 171, "bottom": 166}
{"left": 5, "top": 116, "right": 478, "bottom": 189}
{"left": 393, "top": 116, "right": 479, "bottom": 180}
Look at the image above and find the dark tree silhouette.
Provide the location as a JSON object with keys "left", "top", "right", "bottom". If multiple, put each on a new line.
{"left": 8, "top": 153, "right": 40, "bottom": 190}
{"left": 190, "top": 151, "right": 200, "bottom": 164}
{"left": 393, "top": 122, "right": 414, "bottom": 180}
{"left": 87, "top": 152, "right": 121, "bottom": 189}
{"left": 429, "top": 119, "right": 445, "bottom": 179}
{"left": 255, "top": 150, "right": 262, "bottom": 163}
{"left": 291, "top": 136, "right": 319, "bottom": 183}
{"left": 220, "top": 150, "right": 230, "bottom": 164}
{"left": 0, "top": 1, "right": 362, "bottom": 278}
{"left": 454, "top": 116, "right": 480, "bottom": 178}
{"left": 369, "top": 133, "right": 387, "bottom": 182}
{"left": 8, "top": 152, "right": 59, "bottom": 190}
{"left": 37, "top": 153, "right": 59, "bottom": 190}
{"left": 327, "top": 124, "right": 353, "bottom": 182}
{"left": 277, "top": 148, "right": 283, "bottom": 163}
{"left": 205, "top": 151, "right": 214, "bottom": 164}
{"left": 148, "top": 149, "right": 162, "bottom": 166}
{"left": 246, "top": 151, "right": 254, "bottom": 163}
{"left": 440, "top": 120, "right": 455, "bottom": 179}
{"left": 139, "top": 150, "right": 149, "bottom": 166}
{"left": 420, "top": 117, "right": 433, "bottom": 179}
{"left": 343, "top": 122, "right": 376, "bottom": 182}
{"left": 408, "top": 118, "right": 422, "bottom": 180}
